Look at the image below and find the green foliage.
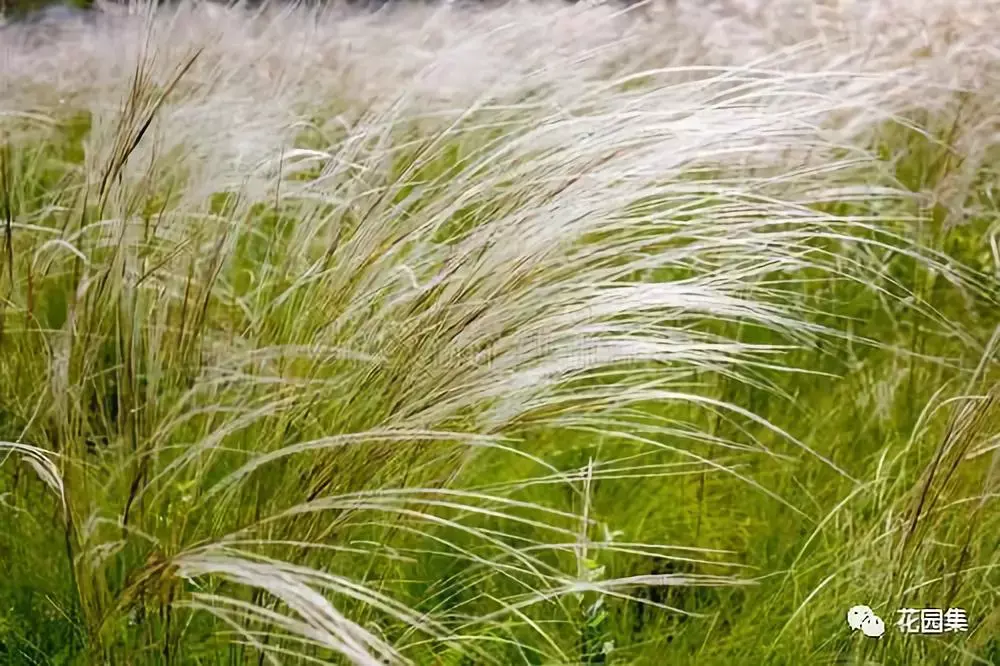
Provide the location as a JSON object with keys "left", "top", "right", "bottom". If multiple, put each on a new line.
{"left": 1, "top": 7, "right": 999, "bottom": 665}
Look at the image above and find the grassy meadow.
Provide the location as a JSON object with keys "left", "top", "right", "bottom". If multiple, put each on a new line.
{"left": 0, "top": 1, "right": 998, "bottom": 663}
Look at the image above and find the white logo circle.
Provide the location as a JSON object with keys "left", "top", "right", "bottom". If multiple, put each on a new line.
{"left": 847, "top": 605, "right": 885, "bottom": 638}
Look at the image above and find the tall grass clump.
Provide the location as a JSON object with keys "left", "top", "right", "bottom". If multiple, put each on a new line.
{"left": 0, "top": 0, "right": 998, "bottom": 663}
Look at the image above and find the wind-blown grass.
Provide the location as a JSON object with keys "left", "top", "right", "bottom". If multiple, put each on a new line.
{"left": 0, "top": 1, "right": 998, "bottom": 664}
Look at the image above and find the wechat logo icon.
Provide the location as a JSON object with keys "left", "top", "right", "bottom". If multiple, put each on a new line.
{"left": 847, "top": 605, "right": 885, "bottom": 638}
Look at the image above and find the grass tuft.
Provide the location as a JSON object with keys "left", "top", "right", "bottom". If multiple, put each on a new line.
{"left": 0, "top": 0, "right": 998, "bottom": 663}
